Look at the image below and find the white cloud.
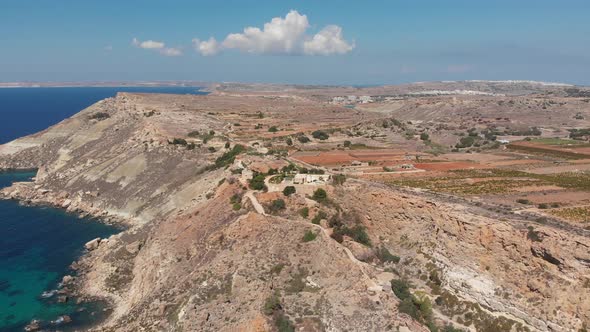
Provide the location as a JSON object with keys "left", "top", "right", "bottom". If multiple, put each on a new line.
{"left": 303, "top": 25, "right": 354, "bottom": 55}
{"left": 193, "top": 37, "right": 221, "bottom": 56}
{"left": 132, "top": 38, "right": 182, "bottom": 56}
{"left": 159, "top": 47, "right": 183, "bottom": 56}
{"left": 193, "top": 10, "right": 354, "bottom": 56}
{"left": 132, "top": 38, "right": 165, "bottom": 49}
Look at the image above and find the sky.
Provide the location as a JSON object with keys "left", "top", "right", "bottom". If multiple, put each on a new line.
{"left": 1, "top": 0, "right": 590, "bottom": 85}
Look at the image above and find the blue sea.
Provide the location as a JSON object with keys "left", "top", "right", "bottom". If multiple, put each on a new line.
{"left": 0, "top": 86, "right": 204, "bottom": 144}
{"left": 0, "top": 86, "right": 205, "bottom": 331}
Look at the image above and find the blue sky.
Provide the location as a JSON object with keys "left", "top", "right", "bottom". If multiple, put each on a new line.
{"left": 1, "top": 0, "right": 590, "bottom": 85}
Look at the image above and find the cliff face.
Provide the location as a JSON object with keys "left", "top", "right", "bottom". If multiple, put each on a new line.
{"left": 334, "top": 182, "right": 590, "bottom": 331}
{"left": 1, "top": 92, "right": 588, "bottom": 332}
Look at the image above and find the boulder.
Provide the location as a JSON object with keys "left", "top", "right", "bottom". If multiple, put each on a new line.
{"left": 24, "top": 320, "right": 41, "bottom": 331}
{"left": 85, "top": 238, "right": 101, "bottom": 251}
{"left": 62, "top": 275, "right": 74, "bottom": 284}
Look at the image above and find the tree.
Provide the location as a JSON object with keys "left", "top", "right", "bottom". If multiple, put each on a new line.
{"left": 312, "top": 130, "right": 329, "bottom": 140}
{"left": 420, "top": 132, "right": 430, "bottom": 141}
{"left": 297, "top": 135, "right": 310, "bottom": 143}
{"left": 283, "top": 186, "right": 296, "bottom": 196}
{"left": 286, "top": 137, "right": 293, "bottom": 146}
{"left": 249, "top": 173, "right": 267, "bottom": 191}
{"left": 268, "top": 199, "right": 286, "bottom": 214}
{"left": 332, "top": 174, "right": 346, "bottom": 186}
{"left": 312, "top": 188, "right": 327, "bottom": 202}
{"left": 302, "top": 230, "right": 317, "bottom": 242}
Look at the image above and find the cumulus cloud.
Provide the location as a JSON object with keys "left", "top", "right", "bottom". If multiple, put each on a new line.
{"left": 192, "top": 37, "right": 221, "bottom": 56}
{"left": 132, "top": 38, "right": 183, "bottom": 56}
{"left": 193, "top": 10, "right": 354, "bottom": 56}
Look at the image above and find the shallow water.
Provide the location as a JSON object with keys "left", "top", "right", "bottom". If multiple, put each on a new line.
{"left": 0, "top": 171, "right": 119, "bottom": 331}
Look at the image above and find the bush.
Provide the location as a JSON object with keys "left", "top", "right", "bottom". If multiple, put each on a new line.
{"left": 538, "top": 203, "right": 548, "bottom": 209}
{"left": 376, "top": 247, "right": 400, "bottom": 263}
{"left": 232, "top": 203, "right": 242, "bottom": 211}
{"left": 343, "top": 140, "right": 352, "bottom": 147}
{"left": 312, "top": 130, "right": 330, "bottom": 140}
{"left": 456, "top": 136, "right": 475, "bottom": 148}
{"left": 302, "top": 230, "right": 317, "bottom": 242}
{"left": 332, "top": 174, "right": 346, "bottom": 186}
{"left": 214, "top": 144, "right": 245, "bottom": 168}
{"left": 332, "top": 225, "right": 371, "bottom": 246}
{"left": 420, "top": 132, "right": 430, "bottom": 141}
{"left": 312, "top": 188, "right": 327, "bottom": 202}
{"left": 208, "top": 146, "right": 216, "bottom": 152}
{"left": 298, "top": 207, "right": 309, "bottom": 218}
{"left": 391, "top": 279, "right": 412, "bottom": 300}
{"left": 263, "top": 291, "right": 282, "bottom": 315}
{"left": 170, "top": 138, "right": 188, "bottom": 145}
{"left": 249, "top": 173, "right": 267, "bottom": 191}
{"left": 187, "top": 130, "right": 200, "bottom": 137}
{"left": 312, "top": 211, "right": 327, "bottom": 224}
{"left": 527, "top": 226, "right": 542, "bottom": 242}
{"left": 286, "top": 138, "right": 293, "bottom": 146}
{"left": 516, "top": 199, "right": 531, "bottom": 205}
{"left": 268, "top": 126, "right": 279, "bottom": 133}
{"left": 268, "top": 199, "right": 286, "bottom": 214}
{"left": 88, "top": 112, "right": 110, "bottom": 120}
{"left": 297, "top": 135, "right": 310, "bottom": 143}
{"left": 283, "top": 186, "right": 296, "bottom": 196}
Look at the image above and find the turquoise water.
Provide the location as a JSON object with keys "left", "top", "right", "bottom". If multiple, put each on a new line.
{"left": 0, "top": 171, "right": 119, "bottom": 331}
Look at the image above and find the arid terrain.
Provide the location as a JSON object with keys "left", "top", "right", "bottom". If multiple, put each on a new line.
{"left": 1, "top": 81, "right": 590, "bottom": 332}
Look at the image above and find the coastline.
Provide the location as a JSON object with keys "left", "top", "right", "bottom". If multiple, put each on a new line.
{"left": 0, "top": 169, "right": 127, "bottom": 331}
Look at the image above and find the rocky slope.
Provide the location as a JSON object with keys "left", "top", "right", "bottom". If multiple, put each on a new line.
{"left": 0, "top": 90, "right": 588, "bottom": 331}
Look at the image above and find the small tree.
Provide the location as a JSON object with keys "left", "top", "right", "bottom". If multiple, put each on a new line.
{"left": 269, "top": 199, "right": 286, "bottom": 214}
{"left": 283, "top": 186, "right": 296, "bottom": 196}
{"left": 420, "top": 132, "right": 430, "bottom": 141}
{"left": 332, "top": 174, "right": 346, "bottom": 186}
{"left": 297, "top": 135, "right": 310, "bottom": 143}
{"left": 312, "top": 188, "right": 327, "bottom": 202}
{"left": 312, "top": 130, "right": 329, "bottom": 140}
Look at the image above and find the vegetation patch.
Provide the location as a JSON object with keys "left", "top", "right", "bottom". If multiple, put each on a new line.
{"left": 549, "top": 206, "right": 590, "bottom": 223}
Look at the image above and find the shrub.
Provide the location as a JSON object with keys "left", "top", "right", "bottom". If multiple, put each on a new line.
{"left": 538, "top": 203, "right": 548, "bottom": 209}
{"left": 170, "top": 138, "right": 188, "bottom": 145}
{"left": 302, "top": 230, "right": 317, "bottom": 242}
{"left": 420, "top": 132, "right": 430, "bottom": 141}
{"left": 283, "top": 186, "right": 296, "bottom": 196}
{"left": 249, "top": 173, "right": 267, "bottom": 191}
{"left": 312, "top": 130, "right": 330, "bottom": 140}
{"left": 516, "top": 199, "right": 531, "bottom": 205}
{"left": 88, "top": 112, "right": 110, "bottom": 120}
{"left": 187, "top": 130, "right": 200, "bottom": 137}
{"left": 214, "top": 145, "right": 245, "bottom": 168}
{"left": 286, "top": 138, "right": 293, "bottom": 146}
{"left": 376, "top": 247, "right": 400, "bottom": 263}
{"left": 332, "top": 225, "right": 371, "bottom": 246}
{"left": 297, "top": 135, "right": 310, "bottom": 143}
{"left": 224, "top": 142, "right": 230, "bottom": 149}
{"left": 298, "top": 207, "right": 309, "bottom": 218}
{"left": 332, "top": 174, "right": 346, "bottom": 186}
{"left": 312, "top": 211, "right": 327, "bottom": 224}
{"left": 391, "top": 279, "right": 412, "bottom": 300}
{"left": 268, "top": 126, "right": 279, "bottom": 133}
{"left": 456, "top": 136, "right": 475, "bottom": 148}
{"left": 312, "top": 188, "right": 327, "bottom": 202}
{"left": 263, "top": 292, "right": 282, "bottom": 315}
{"left": 268, "top": 199, "right": 286, "bottom": 214}
{"left": 232, "top": 203, "right": 242, "bottom": 211}
{"left": 343, "top": 140, "right": 352, "bottom": 147}
{"left": 208, "top": 146, "right": 216, "bottom": 152}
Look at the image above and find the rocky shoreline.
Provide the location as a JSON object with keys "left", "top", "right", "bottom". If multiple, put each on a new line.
{"left": 0, "top": 171, "right": 129, "bottom": 331}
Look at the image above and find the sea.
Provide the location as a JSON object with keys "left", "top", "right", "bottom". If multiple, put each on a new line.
{"left": 0, "top": 86, "right": 205, "bottom": 331}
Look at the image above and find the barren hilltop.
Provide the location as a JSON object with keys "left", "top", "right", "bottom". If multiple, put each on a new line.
{"left": 1, "top": 81, "right": 589, "bottom": 332}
